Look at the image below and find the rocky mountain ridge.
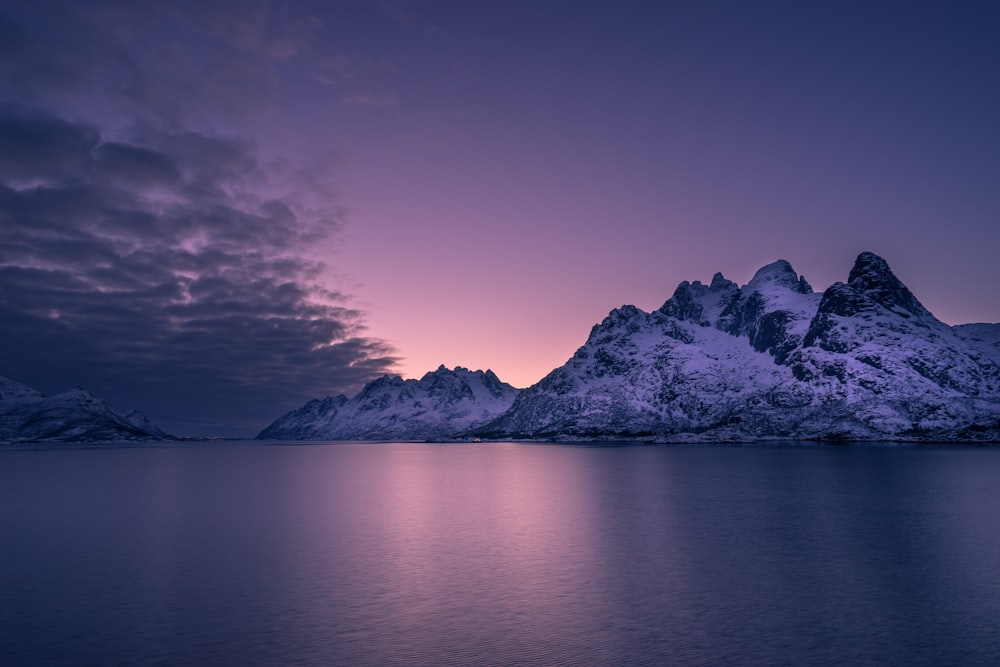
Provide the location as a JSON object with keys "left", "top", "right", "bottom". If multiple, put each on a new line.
{"left": 0, "top": 376, "right": 170, "bottom": 443}
{"left": 258, "top": 365, "right": 520, "bottom": 440}
{"left": 479, "top": 252, "right": 999, "bottom": 442}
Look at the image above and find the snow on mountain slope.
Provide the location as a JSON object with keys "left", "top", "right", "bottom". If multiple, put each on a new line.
{"left": 258, "top": 366, "right": 520, "bottom": 440}
{"left": 481, "top": 305, "right": 792, "bottom": 438}
{"left": 659, "top": 259, "right": 820, "bottom": 365}
{"left": 0, "top": 376, "right": 170, "bottom": 443}
{"left": 786, "top": 253, "right": 1000, "bottom": 439}
{"left": 481, "top": 253, "right": 1000, "bottom": 442}
{"left": 954, "top": 323, "right": 1000, "bottom": 366}
{"left": 258, "top": 395, "right": 351, "bottom": 440}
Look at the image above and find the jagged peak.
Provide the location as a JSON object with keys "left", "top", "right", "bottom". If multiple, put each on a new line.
{"left": 420, "top": 365, "right": 492, "bottom": 382}
{"left": 673, "top": 281, "right": 705, "bottom": 297}
{"left": 847, "top": 252, "right": 931, "bottom": 318}
{"left": 745, "top": 259, "right": 810, "bottom": 294}
{"left": 660, "top": 270, "right": 741, "bottom": 324}
{"left": 660, "top": 280, "right": 708, "bottom": 319}
{"left": 423, "top": 364, "right": 454, "bottom": 380}
{"left": 586, "top": 305, "right": 647, "bottom": 343}
{"left": 360, "top": 374, "right": 406, "bottom": 394}
{"left": 659, "top": 281, "right": 707, "bottom": 319}
{"left": 610, "top": 305, "right": 650, "bottom": 328}
{"left": 710, "top": 272, "right": 737, "bottom": 292}
{"left": 848, "top": 252, "right": 891, "bottom": 283}
{"left": 480, "top": 369, "right": 511, "bottom": 391}
{"left": 607, "top": 304, "right": 645, "bottom": 321}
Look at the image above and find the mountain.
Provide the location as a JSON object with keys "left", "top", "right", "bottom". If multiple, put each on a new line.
{"left": 258, "top": 365, "right": 520, "bottom": 440}
{"left": 480, "top": 252, "right": 1000, "bottom": 442}
{"left": 0, "top": 376, "right": 170, "bottom": 443}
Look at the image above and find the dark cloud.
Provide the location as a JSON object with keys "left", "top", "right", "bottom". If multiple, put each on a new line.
{"left": 94, "top": 143, "right": 182, "bottom": 188}
{"left": 0, "top": 3, "right": 398, "bottom": 436}
{"left": 0, "top": 106, "right": 100, "bottom": 182}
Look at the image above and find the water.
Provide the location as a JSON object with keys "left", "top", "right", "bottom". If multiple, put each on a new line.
{"left": 1, "top": 441, "right": 999, "bottom": 666}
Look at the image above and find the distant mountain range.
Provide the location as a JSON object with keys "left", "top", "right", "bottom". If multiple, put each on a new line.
{"left": 5, "top": 252, "right": 999, "bottom": 444}
{"left": 259, "top": 365, "right": 519, "bottom": 440}
{"left": 263, "top": 252, "right": 1000, "bottom": 443}
{"left": 0, "top": 376, "right": 169, "bottom": 443}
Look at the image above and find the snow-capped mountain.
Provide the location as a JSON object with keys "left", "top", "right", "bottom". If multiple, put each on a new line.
{"left": 258, "top": 365, "right": 520, "bottom": 440}
{"left": 0, "top": 376, "right": 169, "bottom": 443}
{"left": 480, "top": 252, "right": 1000, "bottom": 442}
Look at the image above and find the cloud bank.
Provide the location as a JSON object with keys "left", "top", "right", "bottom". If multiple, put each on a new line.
{"left": 0, "top": 2, "right": 397, "bottom": 435}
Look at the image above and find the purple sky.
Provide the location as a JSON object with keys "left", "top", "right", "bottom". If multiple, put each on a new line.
{"left": 1, "top": 1, "right": 998, "bottom": 435}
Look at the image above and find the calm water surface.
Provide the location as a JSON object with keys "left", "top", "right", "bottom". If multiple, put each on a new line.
{"left": 1, "top": 441, "right": 999, "bottom": 666}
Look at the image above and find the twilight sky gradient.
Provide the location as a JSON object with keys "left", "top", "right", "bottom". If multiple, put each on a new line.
{"left": 1, "top": 1, "right": 998, "bottom": 435}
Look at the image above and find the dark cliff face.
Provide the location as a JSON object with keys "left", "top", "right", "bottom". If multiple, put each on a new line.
{"left": 659, "top": 273, "right": 740, "bottom": 325}
{"left": 803, "top": 254, "right": 943, "bottom": 352}
{"left": 657, "top": 260, "right": 816, "bottom": 365}
{"left": 660, "top": 281, "right": 706, "bottom": 322}
{"left": 847, "top": 252, "right": 931, "bottom": 319}
{"left": 751, "top": 309, "right": 798, "bottom": 364}
{"left": 802, "top": 283, "right": 876, "bottom": 350}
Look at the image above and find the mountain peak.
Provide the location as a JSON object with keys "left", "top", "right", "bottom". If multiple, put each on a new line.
{"left": 660, "top": 282, "right": 706, "bottom": 321}
{"left": 847, "top": 252, "right": 930, "bottom": 318}
{"left": 848, "top": 252, "right": 890, "bottom": 280}
{"left": 746, "top": 259, "right": 811, "bottom": 294}
{"left": 421, "top": 365, "right": 478, "bottom": 382}
{"left": 710, "top": 272, "right": 737, "bottom": 291}
{"left": 425, "top": 364, "right": 454, "bottom": 379}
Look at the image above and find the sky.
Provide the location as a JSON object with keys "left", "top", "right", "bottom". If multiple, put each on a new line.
{"left": 1, "top": 0, "right": 998, "bottom": 436}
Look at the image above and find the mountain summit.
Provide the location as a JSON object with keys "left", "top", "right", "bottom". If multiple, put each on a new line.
{"left": 845, "top": 251, "right": 932, "bottom": 319}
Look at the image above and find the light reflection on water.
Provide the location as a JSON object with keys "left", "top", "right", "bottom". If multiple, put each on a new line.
{"left": 1, "top": 442, "right": 999, "bottom": 665}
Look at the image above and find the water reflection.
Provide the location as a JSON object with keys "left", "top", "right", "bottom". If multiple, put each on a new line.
{"left": 0, "top": 443, "right": 999, "bottom": 665}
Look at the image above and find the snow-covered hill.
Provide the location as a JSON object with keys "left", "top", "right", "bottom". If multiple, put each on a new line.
{"left": 480, "top": 252, "right": 1000, "bottom": 442}
{"left": 258, "top": 365, "right": 520, "bottom": 440}
{"left": 0, "top": 376, "right": 170, "bottom": 443}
